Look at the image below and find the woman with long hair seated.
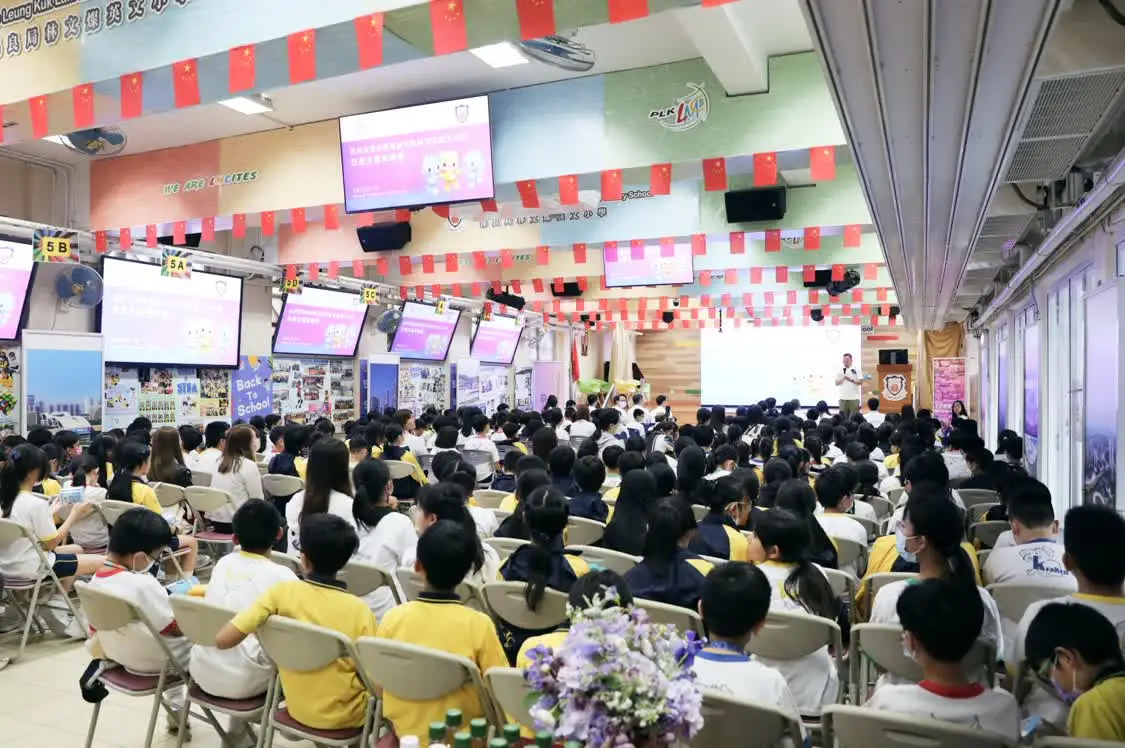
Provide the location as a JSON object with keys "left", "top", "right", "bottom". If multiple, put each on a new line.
{"left": 623, "top": 496, "right": 713, "bottom": 610}
{"left": 600, "top": 469, "right": 658, "bottom": 557}
{"left": 352, "top": 458, "right": 417, "bottom": 619}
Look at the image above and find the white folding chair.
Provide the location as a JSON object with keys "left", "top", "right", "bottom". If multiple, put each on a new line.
{"left": 861, "top": 495, "right": 894, "bottom": 521}
{"left": 473, "top": 489, "right": 510, "bottom": 509}
{"left": 958, "top": 489, "right": 1001, "bottom": 512}
{"left": 76, "top": 581, "right": 189, "bottom": 748}
{"left": 395, "top": 568, "right": 485, "bottom": 612}
{"left": 821, "top": 566, "right": 857, "bottom": 603}
{"left": 418, "top": 452, "right": 434, "bottom": 478}
{"left": 486, "top": 666, "right": 537, "bottom": 729}
{"left": 382, "top": 460, "right": 415, "bottom": 481}
{"left": 91, "top": 500, "right": 191, "bottom": 579}
{"left": 886, "top": 487, "right": 906, "bottom": 505}
{"left": 481, "top": 581, "right": 569, "bottom": 631}
{"left": 977, "top": 548, "right": 992, "bottom": 567}
{"left": 851, "top": 515, "right": 880, "bottom": 542}
{"left": 987, "top": 582, "right": 1068, "bottom": 625}
{"left": 183, "top": 486, "right": 239, "bottom": 550}
{"left": 564, "top": 545, "right": 639, "bottom": 575}
{"left": 485, "top": 537, "right": 530, "bottom": 561}
{"left": 565, "top": 516, "right": 606, "bottom": 546}
{"left": 459, "top": 449, "right": 495, "bottom": 484}
{"left": 269, "top": 550, "right": 302, "bottom": 575}
{"left": 822, "top": 704, "right": 1017, "bottom": 748}
{"left": 692, "top": 689, "right": 805, "bottom": 747}
{"left": 970, "top": 502, "right": 1001, "bottom": 523}
{"left": 969, "top": 521, "right": 1009, "bottom": 549}
{"left": 747, "top": 610, "right": 844, "bottom": 703}
{"left": 260, "top": 474, "right": 304, "bottom": 500}
{"left": 569, "top": 436, "right": 587, "bottom": 450}
{"left": 191, "top": 470, "right": 213, "bottom": 487}
{"left": 858, "top": 571, "right": 918, "bottom": 618}
{"left": 832, "top": 536, "right": 867, "bottom": 574}
{"left": 153, "top": 482, "right": 187, "bottom": 513}
{"left": 339, "top": 559, "right": 402, "bottom": 605}
{"left": 634, "top": 597, "right": 705, "bottom": 636}
{"left": 690, "top": 504, "right": 709, "bottom": 522}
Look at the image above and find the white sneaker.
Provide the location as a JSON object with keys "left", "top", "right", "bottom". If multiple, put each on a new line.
{"left": 37, "top": 596, "right": 75, "bottom": 637}
{"left": 62, "top": 616, "right": 87, "bottom": 640}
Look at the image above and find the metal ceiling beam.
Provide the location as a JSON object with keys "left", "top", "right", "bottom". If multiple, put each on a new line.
{"left": 797, "top": 0, "right": 1063, "bottom": 328}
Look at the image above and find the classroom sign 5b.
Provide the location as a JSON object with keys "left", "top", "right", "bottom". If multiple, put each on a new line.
{"left": 32, "top": 229, "right": 78, "bottom": 262}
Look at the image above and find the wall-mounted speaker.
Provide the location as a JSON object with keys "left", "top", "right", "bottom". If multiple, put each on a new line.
{"left": 550, "top": 281, "right": 583, "bottom": 298}
{"left": 357, "top": 223, "right": 412, "bottom": 252}
{"left": 810, "top": 308, "right": 824, "bottom": 322}
{"left": 661, "top": 310, "right": 674, "bottom": 324}
{"left": 724, "top": 187, "right": 787, "bottom": 223}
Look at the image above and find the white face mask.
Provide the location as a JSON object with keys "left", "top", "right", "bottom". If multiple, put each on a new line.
{"left": 132, "top": 552, "right": 156, "bottom": 575}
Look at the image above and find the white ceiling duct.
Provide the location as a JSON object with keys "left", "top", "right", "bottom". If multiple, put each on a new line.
{"left": 797, "top": 0, "right": 1063, "bottom": 329}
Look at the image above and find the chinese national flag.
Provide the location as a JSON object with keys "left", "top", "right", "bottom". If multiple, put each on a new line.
{"left": 172, "top": 59, "right": 200, "bottom": 108}
{"left": 608, "top": 0, "right": 648, "bottom": 23}
{"left": 445, "top": 253, "right": 459, "bottom": 272}
{"left": 729, "top": 231, "right": 745, "bottom": 255}
{"left": 172, "top": 221, "right": 186, "bottom": 245}
{"left": 577, "top": 277, "right": 588, "bottom": 291}
{"left": 287, "top": 30, "right": 317, "bottom": 84}
{"left": 765, "top": 229, "right": 782, "bottom": 252}
{"left": 398, "top": 287, "right": 408, "bottom": 300}
{"left": 650, "top": 163, "right": 672, "bottom": 195}
{"left": 831, "top": 264, "right": 845, "bottom": 282}
{"left": 472, "top": 251, "right": 486, "bottom": 270}
{"left": 573, "top": 243, "right": 587, "bottom": 264}
{"left": 501, "top": 249, "right": 514, "bottom": 268}
{"left": 810, "top": 145, "right": 836, "bottom": 181}
{"left": 749, "top": 267, "right": 762, "bottom": 284}
{"left": 532, "top": 278, "right": 544, "bottom": 293}
{"left": 415, "top": 286, "right": 425, "bottom": 300}
{"left": 308, "top": 264, "right": 320, "bottom": 282}
{"left": 201, "top": 217, "right": 215, "bottom": 242}
{"left": 394, "top": 209, "right": 411, "bottom": 223}
{"left": 229, "top": 45, "right": 256, "bottom": 93}
{"left": 353, "top": 259, "right": 365, "bottom": 278}
{"left": 699, "top": 271, "right": 711, "bottom": 287}
{"left": 146, "top": 224, "right": 158, "bottom": 248}
{"left": 803, "top": 265, "right": 816, "bottom": 283}
{"left": 284, "top": 265, "right": 297, "bottom": 281}
{"left": 328, "top": 261, "right": 339, "bottom": 280}
{"left": 601, "top": 169, "right": 623, "bottom": 201}
{"left": 691, "top": 234, "right": 707, "bottom": 256}
{"left": 844, "top": 223, "right": 862, "bottom": 248}
{"left": 536, "top": 246, "right": 550, "bottom": 265}
{"left": 804, "top": 226, "right": 821, "bottom": 250}
{"left": 452, "top": 283, "right": 463, "bottom": 296}
{"left": 517, "top": 0, "right": 555, "bottom": 39}
{"left": 553, "top": 277, "right": 564, "bottom": 292}
{"left": 232, "top": 213, "right": 246, "bottom": 238}
{"left": 480, "top": 198, "right": 498, "bottom": 213}
{"left": 559, "top": 175, "right": 579, "bottom": 205}
{"left": 261, "top": 211, "right": 276, "bottom": 236}
{"left": 95, "top": 231, "right": 107, "bottom": 253}
{"left": 877, "top": 287, "right": 888, "bottom": 302}
{"left": 324, "top": 205, "right": 339, "bottom": 230}
{"left": 753, "top": 152, "right": 777, "bottom": 186}
{"left": 510, "top": 280, "right": 522, "bottom": 294}
{"left": 787, "top": 290, "right": 798, "bottom": 305}
{"left": 72, "top": 84, "right": 95, "bottom": 129}
{"left": 376, "top": 257, "right": 389, "bottom": 276}
{"left": 421, "top": 255, "right": 435, "bottom": 274}
{"left": 776, "top": 266, "right": 788, "bottom": 283}
{"left": 852, "top": 289, "right": 864, "bottom": 302}
{"left": 703, "top": 157, "right": 727, "bottom": 191}
{"left": 29, "top": 96, "right": 49, "bottom": 139}
{"left": 725, "top": 269, "right": 738, "bottom": 285}
{"left": 516, "top": 180, "right": 540, "bottom": 208}
{"left": 120, "top": 73, "right": 144, "bottom": 119}
{"left": 430, "top": 0, "right": 468, "bottom": 55}
{"left": 399, "top": 256, "right": 413, "bottom": 275}
{"left": 291, "top": 208, "right": 307, "bottom": 234}
{"left": 865, "top": 263, "right": 878, "bottom": 280}
{"left": 355, "top": 13, "right": 385, "bottom": 69}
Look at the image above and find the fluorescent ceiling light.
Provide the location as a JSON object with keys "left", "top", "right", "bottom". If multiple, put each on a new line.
{"left": 470, "top": 42, "right": 528, "bottom": 69}
{"left": 218, "top": 96, "right": 273, "bottom": 115}
{"left": 42, "top": 135, "right": 68, "bottom": 145}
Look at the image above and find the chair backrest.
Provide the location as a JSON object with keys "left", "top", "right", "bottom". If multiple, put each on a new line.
{"left": 987, "top": 582, "right": 1066, "bottom": 624}
{"left": 969, "top": 502, "right": 1001, "bottom": 523}
{"left": 853, "top": 623, "right": 994, "bottom": 684}
{"left": 886, "top": 486, "right": 906, "bottom": 505}
{"left": 339, "top": 559, "right": 401, "bottom": 604}
{"left": 257, "top": 614, "right": 364, "bottom": 675}
{"left": 958, "top": 489, "right": 1001, "bottom": 512}
{"left": 969, "top": 521, "right": 1009, "bottom": 549}
{"left": 96, "top": 499, "right": 144, "bottom": 526}
{"left": 862, "top": 495, "right": 895, "bottom": 520}
{"left": 481, "top": 581, "right": 569, "bottom": 630}
{"left": 191, "top": 470, "right": 213, "bottom": 487}
{"left": 821, "top": 566, "right": 857, "bottom": 601}
{"left": 356, "top": 638, "right": 502, "bottom": 726}
{"left": 257, "top": 462, "right": 268, "bottom": 476}
{"left": 484, "top": 537, "right": 529, "bottom": 560}
{"left": 864, "top": 572, "right": 919, "bottom": 602}
{"left": 184, "top": 485, "right": 236, "bottom": 514}
{"left": 153, "top": 482, "right": 186, "bottom": 509}
{"left": 0, "top": 518, "right": 51, "bottom": 571}
{"left": 473, "top": 489, "right": 509, "bottom": 509}
{"left": 569, "top": 436, "right": 587, "bottom": 450}
{"left": 491, "top": 509, "right": 512, "bottom": 523}
{"left": 977, "top": 549, "right": 991, "bottom": 567}
{"left": 565, "top": 516, "right": 606, "bottom": 546}
{"left": 851, "top": 515, "right": 880, "bottom": 541}
{"left": 261, "top": 474, "right": 304, "bottom": 498}
{"left": 634, "top": 597, "right": 705, "bottom": 636}
{"left": 563, "top": 545, "right": 639, "bottom": 576}
{"left": 382, "top": 460, "right": 415, "bottom": 480}
{"left": 485, "top": 667, "right": 536, "bottom": 728}
{"left": 690, "top": 504, "right": 708, "bottom": 522}
{"left": 833, "top": 535, "right": 866, "bottom": 568}
{"left": 418, "top": 452, "right": 434, "bottom": 477}
{"left": 394, "top": 568, "right": 484, "bottom": 611}
{"left": 270, "top": 550, "right": 302, "bottom": 575}
{"left": 75, "top": 580, "right": 142, "bottom": 632}
{"left": 822, "top": 704, "right": 1017, "bottom": 748}
{"left": 459, "top": 449, "right": 493, "bottom": 469}
{"left": 691, "top": 690, "right": 805, "bottom": 748}
{"left": 747, "top": 609, "right": 843, "bottom": 660}
{"left": 169, "top": 595, "right": 238, "bottom": 646}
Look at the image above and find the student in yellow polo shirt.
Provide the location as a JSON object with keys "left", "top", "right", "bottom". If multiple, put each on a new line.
{"left": 215, "top": 514, "right": 378, "bottom": 732}
{"left": 498, "top": 455, "right": 550, "bottom": 513}
{"left": 376, "top": 519, "right": 507, "bottom": 740}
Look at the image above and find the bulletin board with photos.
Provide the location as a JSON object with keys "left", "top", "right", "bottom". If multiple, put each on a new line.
{"left": 270, "top": 357, "right": 357, "bottom": 426}
{"left": 398, "top": 361, "right": 448, "bottom": 415}
{"left": 103, "top": 365, "right": 230, "bottom": 430}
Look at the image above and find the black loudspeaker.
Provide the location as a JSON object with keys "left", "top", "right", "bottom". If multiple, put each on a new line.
{"left": 802, "top": 269, "right": 832, "bottom": 288}
{"left": 878, "top": 349, "right": 909, "bottom": 365}
{"left": 485, "top": 288, "right": 526, "bottom": 311}
{"left": 724, "top": 187, "right": 787, "bottom": 223}
{"left": 810, "top": 308, "right": 824, "bottom": 322}
{"left": 357, "top": 223, "right": 412, "bottom": 252}
{"left": 158, "top": 233, "right": 202, "bottom": 248}
{"left": 550, "top": 281, "right": 583, "bottom": 298}
{"left": 661, "top": 310, "right": 674, "bottom": 324}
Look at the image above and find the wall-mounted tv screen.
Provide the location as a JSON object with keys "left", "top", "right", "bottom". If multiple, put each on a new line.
{"left": 99, "top": 256, "right": 244, "bottom": 367}
{"left": 272, "top": 286, "right": 369, "bottom": 358}
{"left": 339, "top": 95, "right": 494, "bottom": 214}
{"left": 0, "top": 239, "right": 36, "bottom": 342}
{"left": 602, "top": 239, "right": 695, "bottom": 288}
{"left": 470, "top": 314, "right": 523, "bottom": 365}
{"left": 389, "top": 301, "right": 461, "bottom": 361}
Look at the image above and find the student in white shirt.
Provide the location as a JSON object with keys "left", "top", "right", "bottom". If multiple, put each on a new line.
{"left": 194, "top": 421, "right": 229, "bottom": 477}
{"left": 61, "top": 456, "right": 111, "bottom": 552}
{"left": 887, "top": 451, "right": 966, "bottom": 528}
{"left": 351, "top": 459, "right": 417, "bottom": 619}
{"left": 646, "top": 394, "right": 669, "bottom": 425}
{"left": 693, "top": 562, "right": 806, "bottom": 739}
{"left": 544, "top": 407, "right": 570, "bottom": 445}
{"left": 191, "top": 500, "right": 296, "bottom": 699}
{"left": 868, "top": 578, "right": 1019, "bottom": 742}
{"left": 461, "top": 413, "right": 501, "bottom": 483}
{"left": 438, "top": 460, "right": 499, "bottom": 539}
{"left": 392, "top": 409, "right": 429, "bottom": 459}
{"left": 568, "top": 406, "right": 596, "bottom": 440}
{"left": 206, "top": 424, "right": 265, "bottom": 531}
{"left": 413, "top": 482, "right": 500, "bottom": 588}
{"left": 982, "top": 480, "right": 1074, "bottom": 589}
{"left": 942, "top": 430, "right": 975, "bottom": 482}
{"left": 285, "top": 439, "right": 356, "bottom": 555}
{"left": 813, "top": 467, "right": 870, "bottom": 577}
{"left": 863, "top": 397, "right": 886, "bottom": 427}
{"left": 748, "top": 507, "right": 841, "bottom": 715}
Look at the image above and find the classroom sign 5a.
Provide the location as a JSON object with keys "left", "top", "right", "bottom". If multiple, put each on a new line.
{"left": 32, "top": 229, "right": 77, "bottom": 262}
{"left": 161, "top": 248, "right": 191, "bottom": 279}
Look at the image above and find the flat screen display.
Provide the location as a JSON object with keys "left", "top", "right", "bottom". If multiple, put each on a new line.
{"left": 339, "top": 95, "right": 494, "bottom": 214}
{"left": 603, "top": 239, "right": 695, "bottom": 288}
{"left": 100, "top": 257, "right": 244, "bottom": 367}
{"left": 0, "top": 240, "right": 36, "bottom": 341}
{"left": 272, "top": 286, "right": 369, "bottom": 358}
{"left": 389, "top": 301, "right": 461, "bottom": 361}
{"left": 470, "top": 314, "right": 523, "bottom": 365}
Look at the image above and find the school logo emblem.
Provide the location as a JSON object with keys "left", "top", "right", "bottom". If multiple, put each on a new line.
{"left": 882, "top": 373, "right": 908, "bottom": 402}
{"left": 455, "top": 103, "right": 469, "bottom": 124}
{"left": 445, "top": 215, "right": 465, "bottom": 232}
{"left": 649, "top": 82, "right": 709, "bottom": 132}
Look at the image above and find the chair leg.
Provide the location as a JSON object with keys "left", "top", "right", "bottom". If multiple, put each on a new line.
{"left": 143, "top": 670, "right": 169, "bottom": 748}
{"left": 260, "top": 675, "right": 281, "bottom": 748}
{"left": 16, "top": 580, "right": 44, "bottom": 660}
{"left": 85, "top": 700, "right": 102, "bottom": 748}
{"left": 254, "top": 677, "right": 275, "bottom": 748}
{"left": 175, "top": 679, "right": 193, "bottom": 748}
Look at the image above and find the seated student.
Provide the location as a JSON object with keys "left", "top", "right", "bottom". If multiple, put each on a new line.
{"left": 490, "top": 450, "right": 521, "bottom": 494}
{"left": 215, "top": 514, "right": 377, "bottom": 732}
{"left": 377, "top": 520, "right": 508, "bottom": 738}
{"left": 690, "top": 474, "right": 751, "bottom": 561}
{"left": 267, "top": 424, "right": 305, "bottom": 478}
{"left": 498, "top": 487, "right": 589, "bottom": 660}
{"left": 494, "top": 421, "right": 529, "bottom": 457}
{"left": 196, "top": 421, "right": 230, "bottom": 476}
{"left": 436, "top": 460, "right": 499, "bottom": 538}
{"left": 813, "top": 467, "right": 869, "bottom": 577}
{"left": 88, "top": 507, "right": 192, "bottom": 676}
{"left": 497, "top": 455, "right": 548, "bottom": 513}
{"left": 381, "top": 424, "right": 429, "bottom": 500}
{"left": 626, "top": 409, "right": 647, "bottom": 440}
{"left": 1025, "top": 603, "right": 1125, "bottom": 742}
{"left": 516, "top": 569, "right": 632, "bottom": 669}
{"left": 35, "top": 443, "right": 64, "bottom": 496}
{"left": 868, "top": 579, "right": 1019, "bottom": 741}
{"left": 63, "top": 455, "right": 111, "bottom": 553}
{"left": 352, "top": 459, "right": 417, "bottom": 620}
{"left": 748, "top": 507, "right": 840, "bottom": 715}
{"left": 600, "top": 469, "right": 658, "bottom": 556}
{"left": 190, "top": 500, "right": 297, "bottom": 701}
{"left": 430, "top": 426, "right": 460, "bottom": 458}
{"left": 180, "top": 425, "right": 205, "bottom": 470}
{"left": 982, "top": 480, "right": 1074, "bottom": 589}
{"left": 692, "top": 562, "right": 805, "bottom": 733}
{"left": 206, "top": 424, "right": 265, "bottom": 534}
{"left": 568, "top": 456, "right": 609, "bottom": 522}
{"left": 623, "top": 497, "right": 713, "bottom": 611}
{"left": 462, "top": 413, "right": 501, "bottom": 483}
{"left": 495, "top": 468, "right": 552, "bottom": 540}
{"left": 547, "top": 445, "right": 576, "bottom": 496}
{"left": 53, "top": 428, "right": 82, "bottom": 477}
{"left": 961, "top": 448, "right": 1000, "bottom": 491}
{"left": 348, "top": 435, "right": 371, "bottom": 469}
{"left": 845, "top": 461, "right": 883, "bottom": 524}
{"left": 414, "top": 482, "right": 501, "bottom": 587}
{"left": 775, "top": 479, "right": 839, "bottom": 570}
{"left": 601, "top": 444, "right": 625, "bottom": 490}
{"left": 602, "top": 450, "right": 646, "bottom": 505}
{"left": 284, "top": 439, "right": 355, "bottom": 554}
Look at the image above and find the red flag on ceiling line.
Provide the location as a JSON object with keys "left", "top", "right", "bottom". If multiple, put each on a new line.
{"left": 430, "top": 0, "right": 468, "bottom": 55}
{"left": 172, "top": 59, "right": 200, "bottom": 108}
{"left": 810, "top": 145, "right": 837, "bottom": 181}
{"left": 753, "top": 152, "right": 777, "bottom": 186}
{"left": 353, "top": 259, "right": 365, "bottom": 278}
{"left": 146, "top": 224, "right": 158, "bottom": 248}
{"left": 608, "top": 0, "right": 648, "bottom": 23}
{"left": 399, "top": 256, "right": 413, "bottom": 275}
{"left": 729, "top": 231, "right": 745, "bottom": 255}
{"left": 804, "top": 226, "right": 821, "bottom": 250}
{"left": 749, "top": 267, "right": 762, "bottom": 284}
{"left": 421, "top": 255, "right": 435, "bottom": 274}
{"left": 117, "top": 227, "right": 131, "bottom": 249}
{"left": 516, "top": 0, "right": 556, "bottom": 40}
{"left": 559, "top": 174, "right": 579, "bottom": 205}
{"left": 844, "top": 223, "right": 863, "bottom": 248}
{"left": 291, "top": 207, "right": 307, "bottom": 234}
{"left": 287, "top": 30, "right": 317, "bottom": 84}
{"left": 94, "top": 231, "right": 107, "bottom": 254}
{"left": 864, "top": 263, "right": 878, "bottom": 281}
{"left": 831, "top": 264, "right": 845, "bottom": 282}
{"left": 72, "top": 84, "right": 95, "bottom": 129}
{"left": 691, "top": 234, "right": 707, "bottom": 256}
{"left": 172, "top": 222, "right": 186, "bottom": 245}
{"left": 702, "top": 157, "right": 727, "bottom": 192}
{"left": 650, "top": 163, "right": 672, "bottom": 195}
{"left": 536, "top": 246, "right": 550, "bottom": 265}
{"left": 472, "top": 251, "right": 486, "bottom": 270}
{"left": 573, "top": 243, "right": 587, "bottom": 264}
{"left": 120, "top": 73, "right": 144, "bottom": 119}
{"left": 724, "top": 269, "right": 738, "bottom": 285}
{"left": 229, "top": 45, "right": 256, "bottom": 93}
{"left": 328, "top": 261, "right": 340, "bottom": 280}
{"left": 631, "top": 240, "right": 645, "bottom": 261}
{"left": 261, "top": 211, "right": 276, "bottom": 236}
{"left": 375, "top": 257, "right": 389, "bottom": 276}
{"left": 501, "top": 249, "right": 514, "bottom": 268}
{"left": 702, "top": 0, "right": 738, "bottom": 6}
{"left": 324, "top": 205, "right": 340, "bottom": 230}
{"left": 355, "top": 13, "right": 385, "bottom": 69}
{"left": 775, "top": 266, "right": 788, "bottom": 283}
{"left": 601, "top": 169, "right": 623, "bottom": 201}
{"left": 308, "top": 263, "right": 320, "bottom": 282}
{"left": 284, "top": 265, "right": 297, "bottom": 281}
{"left": 480, "top": 198, "right": 498, "bottom": 213}
{"left": 764, "top": 229, "right": 781, "bottom": 253}
{"left": 201, "top": 217, "right": 215, "bottom": 242}
{"left": 699, "top": 271, "right": 711, "bottom": 287}
{"left": 445, "top": 253, "right": 459, "bottom": 272}
{"left": 29, "top": 95, "right": 49, "bottom": 139}
{"left": 232, "top": 213, "right": 246, "bottom": 238}
{"left": 516, "top": 180, "right": 540, "bottom": 208}
{"left": 803, "top": 265, "right": 816, "bottom": 283}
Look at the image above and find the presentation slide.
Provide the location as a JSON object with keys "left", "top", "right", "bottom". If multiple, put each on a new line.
{"left": 0, "top": 240, "right": 34, "bottom": 340}
{"left": 273, "top": 287, "right": 369, "bottom": 358}
{"left": 101, "top": 257, "right": 244, "bottom": 367}
{"left": 339, "top": 95, "right": 494, "bottom": 213}
{"left": 390, "top": 301, "right": 462, "bottom": 361}
{"left": 701, "top": 325, "right": 864, "bottom": 405}
{"left": 603, "top": 239, "right": 694, "bottom": 288}
{"left": 471, "top": 315, "right": 523, "bottom": 365}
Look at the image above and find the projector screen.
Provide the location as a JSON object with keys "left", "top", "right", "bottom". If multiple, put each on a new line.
{"left": 603, "top": 239, "right": 694, "bottom": 288}
{"left": 389, "top": 301, "right": 462, "bottom": 361}
{"left": 701, "top": 325, "right": 864, "bottom": 405}
{"left": 470, "top": 314, "right": 523, "bottom": 365}
{"left": 272, "top": 287, "right": 369, "bottom": 358}
{"left": 0, "top": 240, "right": 36, "bottom": 342}
{"left": 100, "top": 257, "right": 244, "bottom": 367}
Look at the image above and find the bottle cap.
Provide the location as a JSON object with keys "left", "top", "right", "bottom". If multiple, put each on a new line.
{"left": 470, "top": 718, "right": 488, "bottom": 737}
{"left": 446, "top": 709, "right": 464, "bottom": 726}
{"left": 489, "top": 739, "right": 508, "bottom": 748}
{"left": 453, "top": 732, "right": 471, "bottom": 748}
{"left": 502, "top": 724, "right": 521, "bottom": 741}
{"left": 430, "top": 722, "right": 447, "bottom": 740}
{"left": 400, "top": 737, "right": 421, "bottom": 748}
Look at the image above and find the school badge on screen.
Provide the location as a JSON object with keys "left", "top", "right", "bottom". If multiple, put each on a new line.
{"left": 32, "top": 229, "right": 78, "bottom": 263}
{"left": 161, "top": 249, "right": 192, "bottom": 279}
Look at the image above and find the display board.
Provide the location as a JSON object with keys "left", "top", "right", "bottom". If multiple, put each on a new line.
{"left": 398, "top": 361, "right": 448, "bottom": 414}
{"left": 270, "top": 357, "right": 357, "bottom": 426}
{"left": 366, "top": 359, "right": 400, "bottom": 416}
{"left": 0, "top": 345, "right": 20, "bottom": 434}
{"left": 103, "top": 365, "right": 232, "bottom": 429}
{"left": 514, "top": 367, "right": 533, "bottom": 411}
{"left": 932, "top": 357, "right": 969, "bottom": 429}
{"left": 22, "top": 331, "right": 102, "bottom": 441}
{"left": 231, "top": 356, "right": 274, "bottom": 421}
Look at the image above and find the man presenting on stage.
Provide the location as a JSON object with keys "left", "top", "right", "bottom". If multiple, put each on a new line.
{"left": 835, "top": 353, "right": 863, "bottom": 416}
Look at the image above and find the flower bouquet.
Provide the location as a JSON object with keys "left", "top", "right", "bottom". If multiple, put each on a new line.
{"left": 523, "top": 589, "right": 704, "bottom": 747}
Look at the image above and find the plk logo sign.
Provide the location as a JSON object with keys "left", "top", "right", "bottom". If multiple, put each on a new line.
{"left": 649, "top": 82, "right": 710, "bottom": 132}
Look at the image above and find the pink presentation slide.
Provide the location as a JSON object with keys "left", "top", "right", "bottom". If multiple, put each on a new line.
{"left": 603, "top": 240, "right": 695, "bottom": 288}
{"left": 390, "top": 302, "right": 461, "bottom": 360}
{"left": 273, "top": 287, "right": 368, "bottom": 357}
{"left": 0, "top": 241, "right": 33, "bottom": 340}
{"left": 471, "top": 316, "right": 523, "bottom": 365}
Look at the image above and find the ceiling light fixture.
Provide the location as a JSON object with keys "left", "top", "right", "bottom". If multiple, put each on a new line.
{"left": 470, "top": 42, "right": 529, "bottom": 69}
{"left": 218, "top": 94, "right": 273, "bottom": 115}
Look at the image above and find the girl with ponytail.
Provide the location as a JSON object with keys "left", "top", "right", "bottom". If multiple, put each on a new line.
{"left": 415, "top": 482, "right": 498, "bottom": 587}
{"left": 623, "top": 496, "right": 712, "bottom": 611}
{"left": 352, "top": 458, "right": 416, "bottom": 618}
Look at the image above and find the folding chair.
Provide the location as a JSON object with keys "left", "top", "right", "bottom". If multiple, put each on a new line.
{"left": 747, "top": 610, "right": 844, "bottom": 703}
{"left": 473, "top": 489, "right": 510, "bottom": 509}
{"left": 418, "top": 452, "right": 434, "bottom": 478}
{"left": 356, "top": 638, "right": 504, "bottom": 736}
{"left": 821, "top": 704, "right": 1017, "bottom": 748}
{"left": 986, "top": 582, "right": 1067, "bottom": 626}
{"left": 491, "top": 509, "right": 512, "bottom": 523}
{"left": 886, "top": 487, "right": 906, "bottom": 505}
{"left": 958, "top": 489, "right": 1001, "bottom": 513}
{"left": 75, "top": 581, "right": 188, "bottom": 748}
{"left": 699, "top": 554, "right": 727, "bottom": 566}
{"left": 459, "top": 449, "right": 495, "bottom": 484}
{"left": 383, "top": 460, "right": 415, "bottom": 481}
{"left": 861, "top": 495, "right": 894, "bottom": 522}
{"left": 191, "top": 470, "right": 213, "bottom": 487}
{"left": 395, "top": 568, "right": 486, "bottom": 612}
{"left": 690, "top": 504, "right": 709, "bottom": 522}
{"left": 970, "top": 502, "right": 1001, "bottom": 523}
{"left": 859, "top": 572, "right": 918, "bottom": 609}
{"left": 634, "top": 597, "right": 705, "bottom": 636}
{"left": 338, "top": 559, "right": 402, "bottom": 605}
{"left": 977, "top": 549, "right": 992, "bottom": 567}
{"left": 0, "top": 518, "right": 87, "bottom": 661}
{"left": 481, "top": 581, "right": 569, "bottom": 631}
{"left": 563, "top": 545, "right": 639, "bottom": 575}
{"left": 269, "top": 550, "right": 302, "bottom": 576}
{"left": 692, "top": 689, "right": 805, "bottom": 747}
{"left": 485, "top": 537, "right": 530, "bottom": 561}
{"left": 485, "top": 666, "right": 537, "bottom": 730}
{"left": 833, "top": 536, "right": 867, "bottom": 575}
{"left": 565, "top": 516, "right": 606, "bottom": 546}
{"left": 153, "top": 482, "right": 187, "bottom": 514}
{"left": 850, "top": 515, "right": 880, "bottom": 542}
{"left": 256, "top": 616, "right": 378, "bottom": 747}
{"left": 183, "top": 486, "right": 239, "bottom": 552}
{"left": 969, "top": 521, "right": 1009, "bottom": 549}
{"left": 821, "top": 567, "right": 857, "bottom": 602}
{"left": 569, "top": 436, "right": 587, "bottom": 451}
{"left": 168, "top": 595, "right": 271, "bottom": 748}
{"left": 260, "top": 474, "right": 304, "bottom": 500}
{"left": 94, "top": 500, "right": 192, "bottom": 579}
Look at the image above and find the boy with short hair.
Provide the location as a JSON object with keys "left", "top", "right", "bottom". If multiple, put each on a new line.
{"left": 982, "top": 480, "right": 1073, "bottom": 588}
{"left": 376, "top": 520, "right": 507, "bottom": 739}
{"left": 498, "top": 455, "right": 549, "bottom": 513}
{"left": 601, "top": 444, "right": 625, "bottom": 489}
{"left": 214, "top": 514, "right": 377, "bottom": 732}
{"left": 867, "top": 578, "right": 1019, "bottom": 741}
{"left": 491, "top": 449, "right": 521, "bottom": 493}
{"left": 813, "top": 468, "right": 868, "bottom": 577}
{"left": 568, "top": 456, "right": 609, "bottom": 522}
